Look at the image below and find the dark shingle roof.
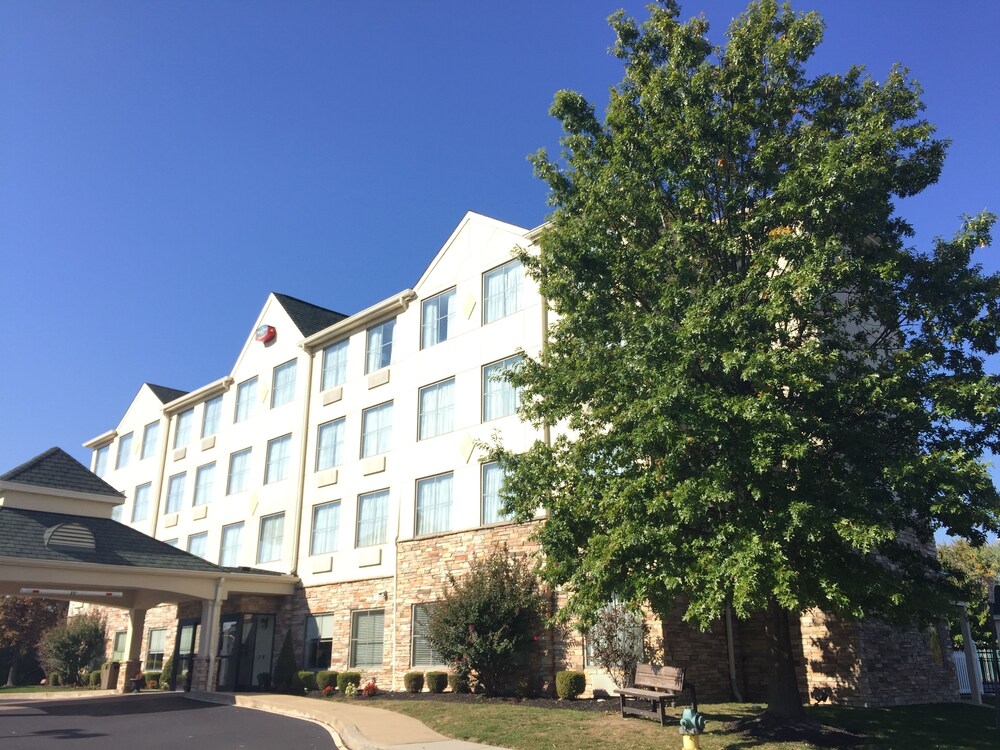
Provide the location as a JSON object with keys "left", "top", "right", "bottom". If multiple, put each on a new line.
{"left": 0, "top": 448, "right": 123, "bottom": 498}
{"left": 146, "top": 383, "right": 189, "bottom": 404}
{"left": 0, "top": 506, "right": 223, "bottom": 572}
{"left": 273, "top": 293, "right": 348, "bottom": 337}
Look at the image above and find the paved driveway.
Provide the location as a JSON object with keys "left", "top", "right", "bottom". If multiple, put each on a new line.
{"left": 0, "top": 693, "right": 336, "bottom": 749}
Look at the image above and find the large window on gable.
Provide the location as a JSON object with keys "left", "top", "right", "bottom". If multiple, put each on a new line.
{"left": 418, "top": 378, "right": 454, "bottom": 440}
{"left": 411, "top": 604, "right": 444, "bottom": 667}
{"left": 94, "top": 445, "right": 110, "bottom": 477}
{"left": 257, "top": 512, "right": 284, "bottom": 563}
{"left": 483, "top": 258, "right": 523, "bottom": 323}
{"left": 116, "top": 433, "right": 133, "bottom": 470}
{"left": 321, "top": 340, "right": 348, "bottom": 390}
{"left": 361, "top": 402, "right": 392, "bottom": 457}
{"left": 271, "top": 359, "right": 297, "bottom": 408}
{"left": 305, "top": 614, "right": 334, "bottom": 671}
{"left": 356, "top": 490, "right": 388, "bottom": 547}
{"left": 421, "top": 288, "right": 456, "bottom": 348}
{"left": 165, "top": 472, "right": 186, "bottom": 514}
{"left": 174, "top": 408, "right": 194, "bottom": 449}
{"left": 265, "top": 434, "right": 293, "bottom": 484}
{"left": 482, "top": 355, "right": 523, "bottom": 421}
{"left": 132, "top": 482, "right": 152, "bottom": 523}
{"left": 227, "top": 448, "right": 252, "bottom": 495}
{"left": 316, "top": 418, "right": 345, "bottom": 471}
{"left": 365, "top": 319, "right": 395, "bottom": 373}
{"left": 202, "top": 395, "right": 223, "bottom": 438}
{"left": 141, "top": 421, "right": 160, "bottom": 460}
{"left": 310, "top": 501, "right": 341, "bottom": 555}
{"left": 234, "top": 377, "right": 258, "bottom": 423}
{"left": 193, "top": 462, "right": 216, "bottom": 506}
{"left": 350, "top": 609, "right": 385, "bottom": 668}
{"left": 415, "top": 472, "right": 453, "bottom": 536}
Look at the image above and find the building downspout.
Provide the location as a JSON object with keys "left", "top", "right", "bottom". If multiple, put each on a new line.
{"left": 289, "top": 349, "right": 315, "bottom": 576}
{"left": 149, "top": 410, "right": 171, "bottom": 539}
{"left": 726, "top": 602, "right": 743, "bottom": 702}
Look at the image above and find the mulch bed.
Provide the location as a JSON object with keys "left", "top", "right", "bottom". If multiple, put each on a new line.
{"left": 356, "top": 689, "right": 621, "bottom": 713}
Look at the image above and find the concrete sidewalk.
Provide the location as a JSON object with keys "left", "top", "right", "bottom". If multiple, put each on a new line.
{"left": 187, "top": 691, "right": 504, "bottom": 750}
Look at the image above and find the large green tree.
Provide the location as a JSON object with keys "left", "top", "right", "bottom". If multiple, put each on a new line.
{"left": 0, "top": 597, "right": 63, "bottom": 686}
{"left": 488, "top": 0, "right": 1000, "bottom": 720}
{"left": 938, "top": 540, "right": 1000, "bottom": 648}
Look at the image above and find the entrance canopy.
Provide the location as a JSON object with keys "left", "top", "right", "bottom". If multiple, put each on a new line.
{"left": 0, "top": 448, "right": 298, "bottom": 610}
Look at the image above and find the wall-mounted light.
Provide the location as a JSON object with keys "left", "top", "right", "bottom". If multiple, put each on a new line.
{"left": 379, "top": 590, "right": 389, "bottom": 601}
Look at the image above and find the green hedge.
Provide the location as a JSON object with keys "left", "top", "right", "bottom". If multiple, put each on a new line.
{"left": 556, "top": 670, "right": 586, "bottom": 700}
{"left": 298, "top": 671, "right": 318, "bottom": 691}
{"left": 448, "top": 672, "right": 470, "bottom": 693}
{"left": 403, "top": 672, "right": 424, "bottom": 692}
{"left": 337, "top": 672, "right": 361, "bottom": 693}
{"left": 317, "top": 670, "right": 339, "bottom": 690}
{"left": 425, "top": 671, "right": 447, "bottom": 693}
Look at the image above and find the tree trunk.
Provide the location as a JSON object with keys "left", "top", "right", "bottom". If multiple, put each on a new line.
{"left": 763, "top": 597, "right": 805, "bottom": 721}
{"left": 6, "top": 652, "right": 18, "bottom": 687}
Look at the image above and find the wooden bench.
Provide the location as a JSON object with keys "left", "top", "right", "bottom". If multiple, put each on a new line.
{"left": 614, "top": 664, "right": 695, "bottom": 727}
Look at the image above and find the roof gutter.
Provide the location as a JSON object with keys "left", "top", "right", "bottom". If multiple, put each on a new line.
{"left": 83, "top": 430, "right": 117, "bottom": 450}
{"left": 162, "top": 376, "right": 234, "bottom": 416}
{"left": 301, "top": 291, "right": 417, "bottom": 354}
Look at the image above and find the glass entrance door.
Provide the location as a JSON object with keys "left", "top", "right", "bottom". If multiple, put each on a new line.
{"left": 216, "top": 613, "right": 275, "bottom": 691}
{"left": 173, "top": 621, "right": 199, "bottom": 691}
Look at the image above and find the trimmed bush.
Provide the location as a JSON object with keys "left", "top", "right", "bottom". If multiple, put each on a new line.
{"left": 160, "top": 656, "right": 174, "bottom": 690}
{"left": 448, "top": 672, "right": 471, "bottom": 693}
{"left": 145, "top": 671, "right": 161, "bottom": 689}
{"left": 403, "top": 672, "right": 424, "bottom": 693}
{"left": 317, "top": 670, "right": 338, "bottom": 690}
{"left": 337, "top": 672, "right": 361, "bottom": 693}
{"left": 88, "top": 670, "right": 101, "bottom": 688}
{"left": 556, "top": 670, "right": 586, "bottom": 700}
{"left": 298, "top": 670, "right": 318, "bottom": 691}
{"left": 48, "top": 672, "right": 61, "bottom": 687}
{"left": 425, "top": 671, "right": 447, "bottom": 693}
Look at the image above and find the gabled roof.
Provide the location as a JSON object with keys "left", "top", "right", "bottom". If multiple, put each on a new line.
{"left": 0, "top": 506, "right": 222, "bottom": 572}
{"left": 0, "top": 448, "right": 123, "bottom": 499}
{"left": 146, "top": 383, "right": 189, "bottom": 404}
{"left": 272, "top": 293, "right": 349, "bottom": 337}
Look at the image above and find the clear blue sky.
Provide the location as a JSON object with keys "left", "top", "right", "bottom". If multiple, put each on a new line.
{"left": 2, "top": 1, "right": 998, "bottom": 484}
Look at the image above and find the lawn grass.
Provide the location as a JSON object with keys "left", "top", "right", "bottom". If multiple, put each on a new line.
{"left": 377, "top": 698, "right": 997, "bottom": 750}
{"left": 0, "top": 685, "right": 92, "bottom": 695}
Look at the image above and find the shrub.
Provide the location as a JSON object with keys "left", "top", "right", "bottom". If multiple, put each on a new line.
{"left": 425, "top": 545, "right": 545, "bottom": 696}
{"left": 361, "top": 678, "right": 379, "bottom": 697}
{"left": 88, "top": 670, "right": 101, "bottom": 688}
{"left": 272, "top": 631, "right": 298, "bottom": 693}
{"left": 160, "top": 656, "right": 174, "bottom": 690}
{"left": 48, "top": 672, "right": 61, "bottom": 687}
{"left": 257, "top": 672, "right": 271, "bottom": 690}
{"left": 343, "top": 682, "right": 358, "bottom": 698}
{"left": 337, "top": 672, "right": 361, "bottom": 693}
{"left": 425, "top": 671, "right": 447, "bottom": 693}
{"left": 585, "top": 601, "right": 650, "bottom": 688}
{"left": 556, "top": 670, "right": 586, "bottom": 700}
{"left": 37, "top": 613, "right": 107, "bottom": 686}
{"left": 145, "top": 671, "right": 161, "bottom": 689}
{"left": 448, "top": 672, "right": 470, "bottom": 693}
{"left": 403, "top": 672, "right": 424, "bottom": 692}
{"left": 298, "top": 670, "right": 318, "bottom": 691}
{"left": 317, "top": 670, "right": 338, "bottom": 690}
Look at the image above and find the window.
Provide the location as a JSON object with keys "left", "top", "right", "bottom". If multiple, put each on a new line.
{"left": 193, "top": 462, "right": 216, "bottom": 506}
{"left": 202, "top": 395, "right": 223, "bottom": 438}
{"left": 265, "top": 434, "right": 293, "bottom": 484}
{"left": 482, "top": 355, "right": 523, "bottom": 421}
{"left": 163, "top": 539, "right": 178, "bottom": 547}
{"left": 321, "top": 340, "right": 348, "bottom": 390}
{"left": 483, "top": 259, "right": 523, "bottom": 323}
{"left": 165, "top": 472, "right": 186, "bottom": 514}
{"left": 112, "top": 631, "right": 127, "bottom": 662}
{"left": 361, "top": 402, "right": 392, "bottom": 457}
{"left": 310, "top": 501, "right": 340, "bottom": 555}
{"left": 174, "top": 408, "right": 194, "bottom": 449}
{"left": 356, "top": 490, "right": 388, "bottom": 547}
{"left": 305, "top": 614, "right": 334, "bottom": 671}
{"left": 271, "top": 359, "right": 297, "bottom": 408}
{"left": 418, "top": 378, "right": 454, "bottom": 440}
{"left": 227, "top": 448, "right": 252, "bottom": 494}
{"left": 141, "top": 421, "right": 160, "bottom": 460}
{"left": 350, "top": 610, "right": 385, "bottom": 668}
{"left": 94, "top": 445, "right": 110, "bottom": 477}
{"left": 219, "top": 522, "right": 243, "bottom": 567}
{"left": 111, "top": 505, "right": 123, "bottom": 522}
{"left": 257, "top": 513, "right": 284, "bottom": 563}
{"left": 365, "top": 319, "right": 395, "bottom": 373}
{"left": 416, "top": 473, "right": 453, "bottom": 536}
{"left": 132, "top": 482, "right": 152, "bottom": 523}
{"left": 316, "top": 419, "right": 345, "bottom": 471}
{"left": 116, "top": 433, "right": 133, "bottom": 470}
{"left": 482, "top": 462, "right": 512, "bottom": 525}
{"left": 187, "top": 532, "right": 208, "bottom": 559}
{"left": 421, "top": 288, "right": 456, "bottom": 348}
{"left": 411, "top": 604, "right": 444, "bottom": 667}
{"left": 234, "top": 377, "right": 258, "bottom": 423}
{"left": 146, "top": 629, "right": 167, "bottom": 671}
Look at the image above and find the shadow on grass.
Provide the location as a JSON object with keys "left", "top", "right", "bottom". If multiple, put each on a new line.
{"left": 809, "top": 703, "right": 997, "bottom": 750}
